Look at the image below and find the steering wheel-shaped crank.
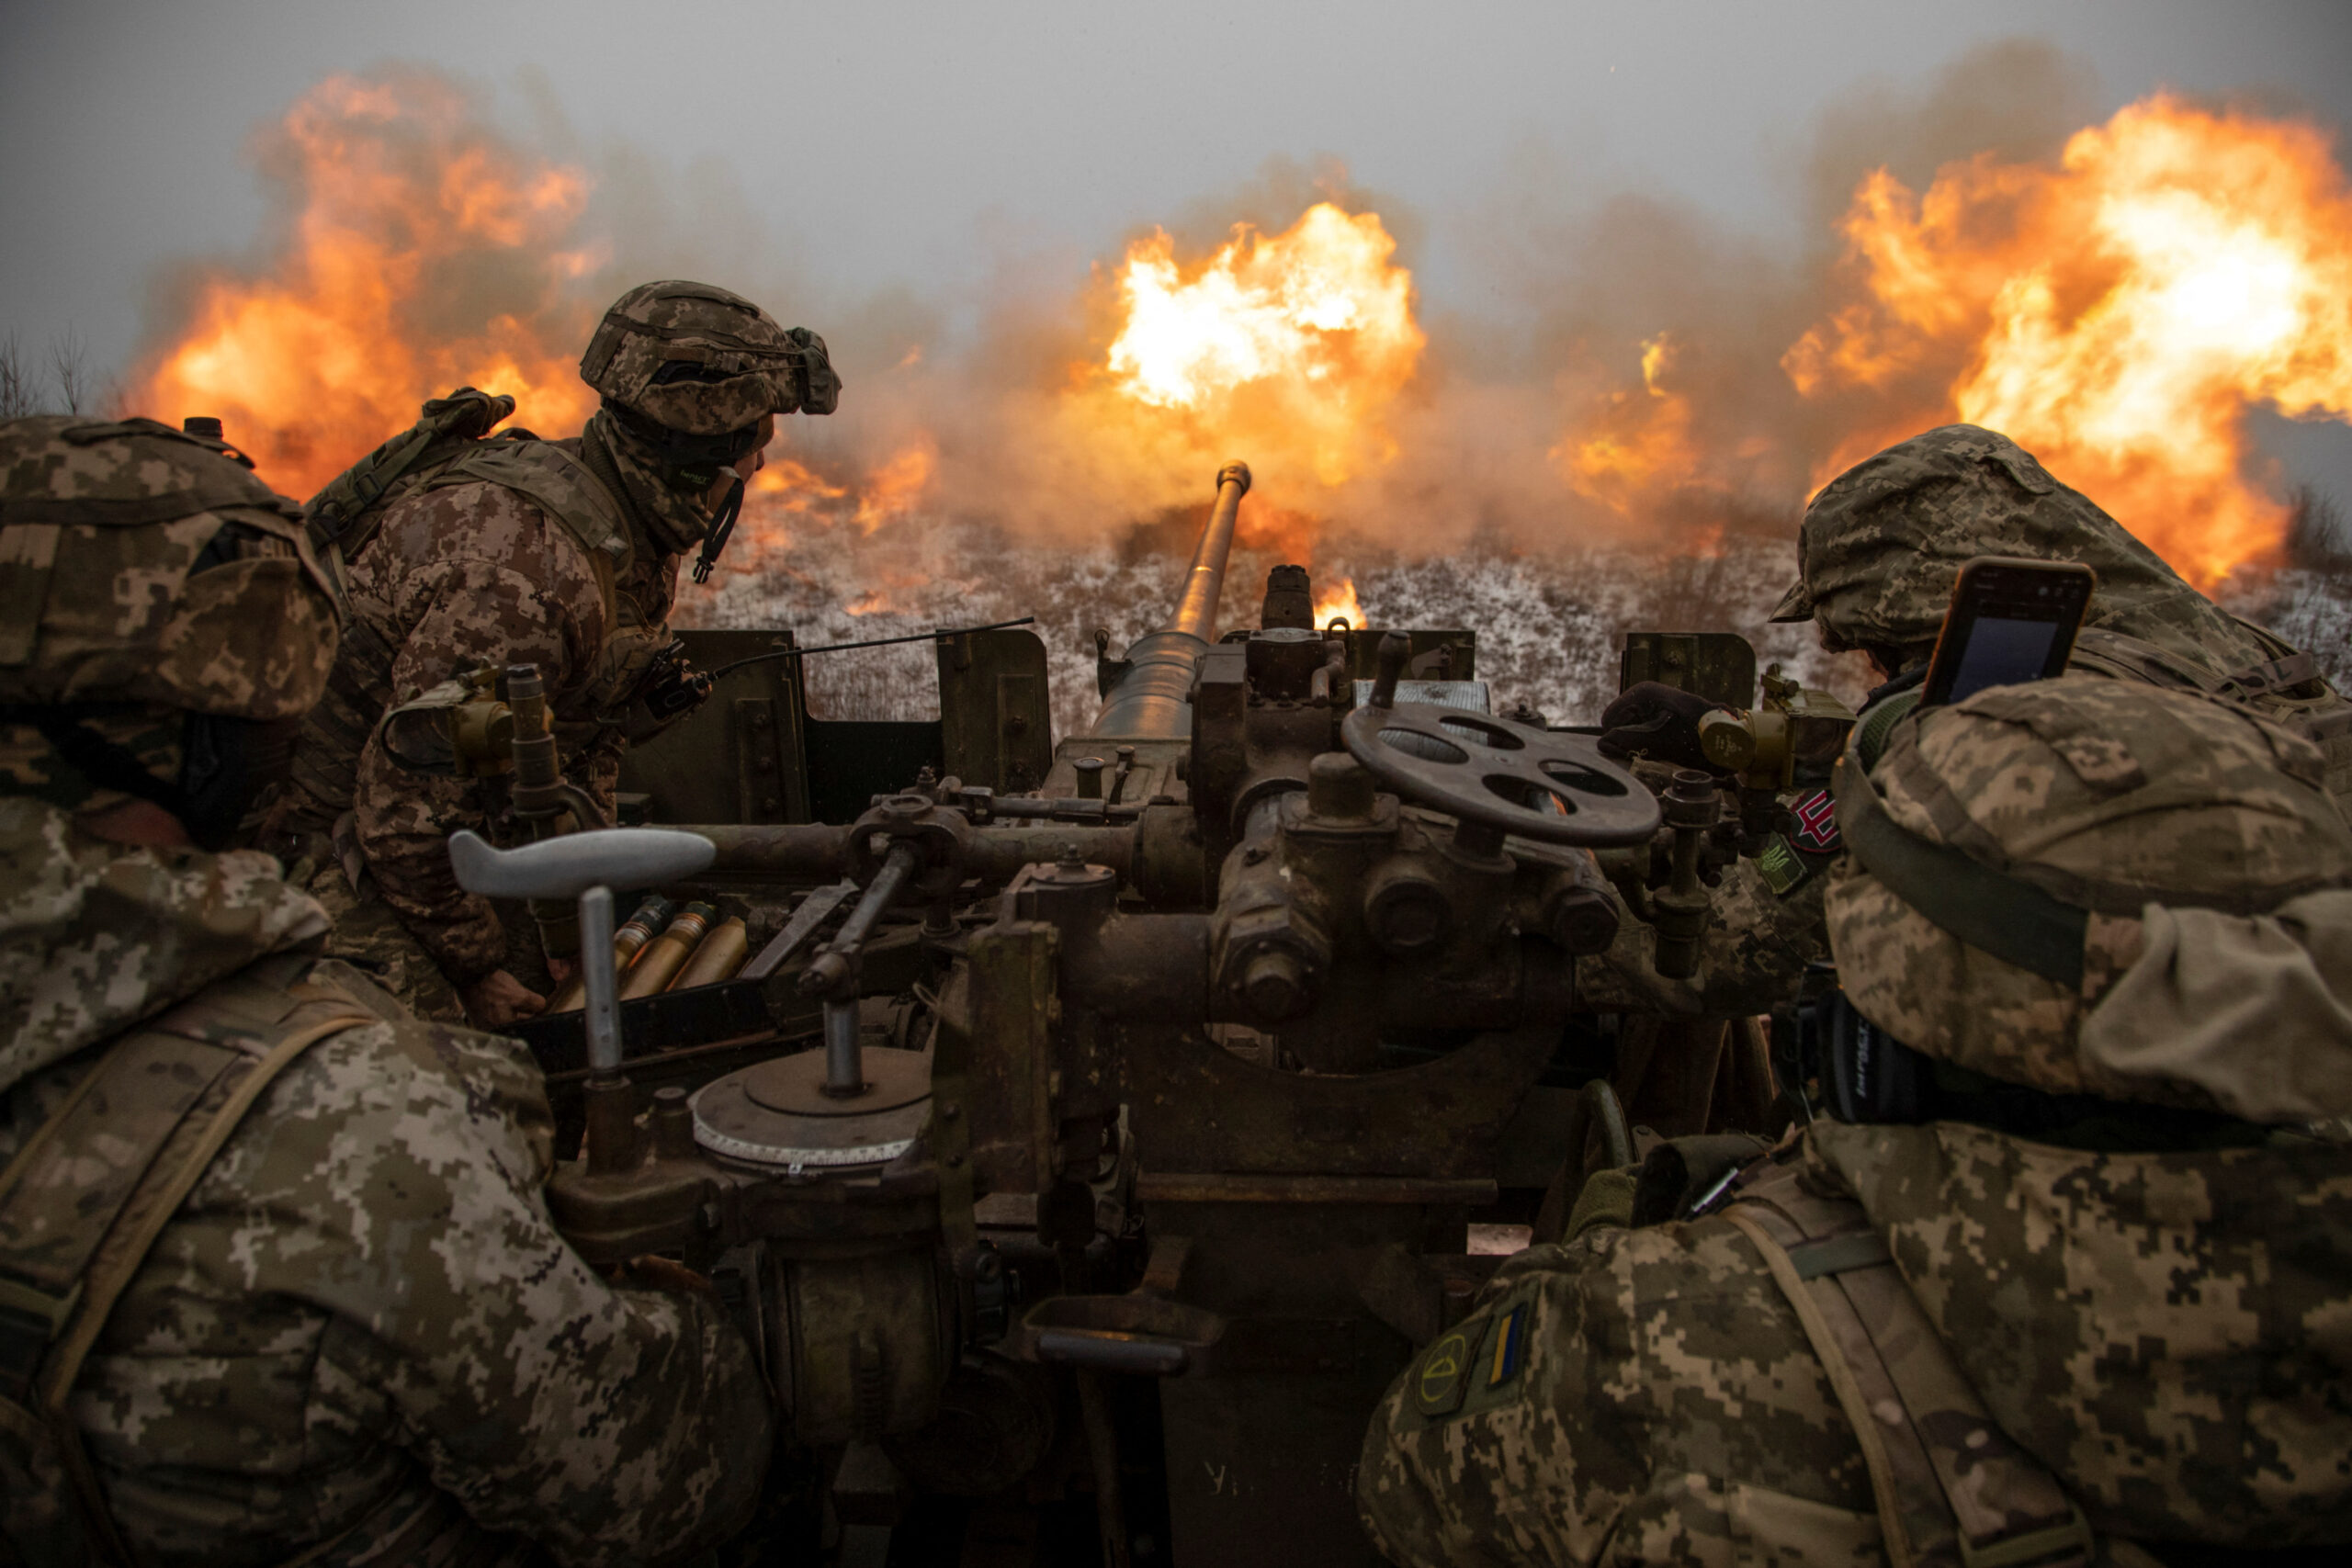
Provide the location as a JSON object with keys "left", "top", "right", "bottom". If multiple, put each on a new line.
{"left": 1340, "top": 638, "right": 1659, "bottom": 852}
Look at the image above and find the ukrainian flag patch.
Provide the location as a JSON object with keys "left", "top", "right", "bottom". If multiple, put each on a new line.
{"left": 1485, "top": 1302, "right": 1529, "bottom": 1389}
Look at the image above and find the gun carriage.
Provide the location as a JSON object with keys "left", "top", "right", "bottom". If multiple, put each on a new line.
{"left": 445, "top": 462, "right": 1850, "bottom": 1565}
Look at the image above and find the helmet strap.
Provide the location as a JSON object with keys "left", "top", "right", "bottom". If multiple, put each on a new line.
{"left": 692, "top": 479, "right": 746, "bottom": 584}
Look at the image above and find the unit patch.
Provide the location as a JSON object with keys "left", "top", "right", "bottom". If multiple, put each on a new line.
{"left": 1413, "top": 1327, "right": 1473, "bottom": 1417}
{"left": 1788, "top": 787, "right": 1840, "bottom": 852}
{"left": 1756, "top": 835, "right": 1810, "bottom": 897}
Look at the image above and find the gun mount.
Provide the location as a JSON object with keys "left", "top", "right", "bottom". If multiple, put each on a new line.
{"left": 476, "top": 463, "right": 1835, "bottom": 1565}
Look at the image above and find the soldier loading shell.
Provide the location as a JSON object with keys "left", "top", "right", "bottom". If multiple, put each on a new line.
{"left": 0, "top": 414, "right": 770, "bottom": 1564}
{"left": 1580, "top": 422, "right": 2352, "bottom": 1022}
{"left": 1360, "top": 675, "right": 2352, "bottom": 1564}
{"left": 261, "top": 280, "right": 839, "bottom": 1029}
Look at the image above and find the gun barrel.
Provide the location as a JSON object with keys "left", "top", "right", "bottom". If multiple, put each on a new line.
{"left": 1092, "top": 461, "right": 1250, "bottom": 739}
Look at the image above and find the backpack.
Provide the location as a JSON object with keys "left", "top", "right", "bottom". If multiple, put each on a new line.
{"left": 302, "top": 389, "right": 530, "bottom": 567}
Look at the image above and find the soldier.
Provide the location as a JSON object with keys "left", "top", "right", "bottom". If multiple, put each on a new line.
{"left": 1583, "top": 422, "right": 2352, "bottom": 1020}
{"left": 0, "top": 415, "right": 771, "bottom": 1563}
{"left": 1361, "top": 675, "right": 2352, "bottom": 1565}
{"left": 264, "top": 280, "right": 839, "bottom": 1027}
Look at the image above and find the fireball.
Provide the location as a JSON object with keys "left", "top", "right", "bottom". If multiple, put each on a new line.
{"left": 1786, "top": 95, "right": 2352, "bottom": 584}
{"left": 129, "top": 73, "right": 599, "bottom": 498}
{"left": 1087, "top": 201, "right": 1424, "bottom": 498}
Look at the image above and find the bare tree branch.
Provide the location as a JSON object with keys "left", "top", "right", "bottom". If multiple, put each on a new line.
{"left": 48, "top": 326, "right": 90, "bottom": 416}
{"left": 0, "top": 333, "right": 40, "bottom": 419}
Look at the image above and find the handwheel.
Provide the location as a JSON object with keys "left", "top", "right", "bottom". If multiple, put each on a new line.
{"left": 1341, "top": 699, "right": 1661, "bottom": 849}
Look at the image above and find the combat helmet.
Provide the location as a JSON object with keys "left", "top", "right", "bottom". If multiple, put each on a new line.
{"left": 580, "top": 280, "right": 840, "bottom": 579}
{"left": 1824, "top": 674, "right": 2352, "bottom": 1125}
{"left": 1770, "top": 424, "right": 2265, "bottom": 677}
{"left": 0, "top": 416, "right": 340, "bottom": 846}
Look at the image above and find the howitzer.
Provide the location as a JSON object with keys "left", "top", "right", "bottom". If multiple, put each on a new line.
{"left": 498, "top": 463, "right": 1816, "bottom": 1565}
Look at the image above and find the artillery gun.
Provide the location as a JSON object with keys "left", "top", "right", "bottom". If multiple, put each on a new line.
{"left": 458, "top": 463, "right": 1843, "bottom": 1564}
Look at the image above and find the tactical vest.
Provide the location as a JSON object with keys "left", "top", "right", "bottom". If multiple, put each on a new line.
{"left": 1718, "top": 1156, "right": 2098, "bottom": 1568}
{"left": 419, "top": 441, "right": 673, "bottom": 727}
{"left": 0, "top": 959, "right": 374, "bottom": 1567}
{"left": 2069, "top": 625, "right": 2352, "bottom": 809}
{"left": 280, "top": 440, "right": 662, "bottom": 835}
{"left": 301, "top": 390, "right": 525, "bottom": 570}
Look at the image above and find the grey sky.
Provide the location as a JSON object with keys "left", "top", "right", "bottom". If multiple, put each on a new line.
{"left": 6, "top": 0, "right": 2351, "bottom": 490}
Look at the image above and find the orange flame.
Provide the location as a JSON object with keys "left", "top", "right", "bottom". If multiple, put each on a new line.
{"left": 1786, "top": 95, "right": 2352, "bottom": 584}
{"left": 1087, "top": 201, "right": 1424, "bottom": 495}
{"left": 1313, "top": 575, "right": 1365, "bottom": 628}
{"left": 129, "top": 73, "right": 600, "bottom": 498}
{"left": 1556, "top": 333, "right": 1700, "bottom": 511}
{"left": 852, "top": 445, "right": 936, "bottom": 534}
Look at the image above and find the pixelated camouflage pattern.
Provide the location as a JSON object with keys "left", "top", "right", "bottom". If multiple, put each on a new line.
{"left": 302, "top": 386, "right": 519, "bottom": 565}
{"left": 300, "top": 853, "right": 469, "bottom": 1024}
{"left": 1358, "top": 1214, "right": 1887, "bottom": 1566}
{"left": 0, "top": 704, "right": 181, "bottom": 811}
{"left": 1826, "top": 678, "right": 2352, "bottom": 1109}
{"left": 1772, "top": 425, "right": 2272, "bottom": 670}
{"left": 274, "top": 441, "right": 661, "bottom": 985}
{"left": 0, "top": 795, "right": 330, "bottom": 1088}
{"left": 580, "top": 409, "right": 732, "bottom": 557}
{"left": 0, "top": 416, "right": 337, "bottom": 719}
{"left": 1811, "top": 1117, "right": 2352, "bottom": 1547}
{"left": 580, "top": 279, "right": 839, "bottom": 435}
{"left": 0, "top": 799, "right": 771, "bottom": 1565}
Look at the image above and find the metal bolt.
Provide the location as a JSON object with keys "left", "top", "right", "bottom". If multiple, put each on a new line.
{"left": 1240, "top": 948, "right": 1311, "bottom": 1021}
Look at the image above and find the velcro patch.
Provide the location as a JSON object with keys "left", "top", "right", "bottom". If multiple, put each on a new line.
{"left": 1788, "top": 788, "right": 1840, "bottom": 853}
{"left": 1413, "top": 1326, "right": 1474, "bottom": 1417}
{"left": 1485, "top": 1303, "right": 1529, "bottom": 1390}
{"left": 1757, "top": 835, "right": 1809, "bottom": 897}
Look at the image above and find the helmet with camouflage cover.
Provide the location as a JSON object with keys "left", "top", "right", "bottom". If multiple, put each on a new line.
{"left": 578, "top": 280, "right": 839, "bottom": 568}
{"left": 0, "top": 415, "right": 340, "bottom": 842}
{"left": 582, "top": 279, "right": 838, "bottom": 438}
{"left": 1824, "top": 675, "right": 2352, "bottom": 1123}
{"left": 1771, "top": 424, "right": 2269, "bottom": 677}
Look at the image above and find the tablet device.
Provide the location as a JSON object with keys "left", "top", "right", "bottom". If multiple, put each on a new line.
{"left": 1919, "top": 557, "right": 2096, "bottom": 708}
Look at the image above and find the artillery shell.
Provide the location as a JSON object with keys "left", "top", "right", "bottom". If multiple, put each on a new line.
{"left": 619, "top": 904, "right": 716, "bottom": 1000}
{"left": 668, "top": 916, "right": 750, "bottom": 991}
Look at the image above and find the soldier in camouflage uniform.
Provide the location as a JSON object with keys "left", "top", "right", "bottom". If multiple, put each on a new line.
{"left": 1362, "top": 675, "right": 2352, "bottom": 1565}
{"left": 0, "top": 415, "right": 771, "bottom": 1563}
{"left": 1583, "top": 422, "right": 2352, "bottom": 1020}
{"left": 264, "top": 281, "right": 838, "bottom": 1028}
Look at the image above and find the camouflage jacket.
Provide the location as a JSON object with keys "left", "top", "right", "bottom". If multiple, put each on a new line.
{"left": 1360, "top": 1124, "right": 2352, "bottom": 1564}
{"left": 279, "top": 434, "right": 683, "bottom": 985}
{"left": 0, "top": 797, "right": 769, "bottom": 1564}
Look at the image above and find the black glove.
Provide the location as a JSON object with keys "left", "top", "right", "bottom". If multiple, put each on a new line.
{"left": 1599, "top": 681, "right": 1734, "bottom": 771}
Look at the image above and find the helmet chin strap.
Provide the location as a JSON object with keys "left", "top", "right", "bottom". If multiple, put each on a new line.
{"left": 692, "top": 477, "right": 746, "bottom": 584}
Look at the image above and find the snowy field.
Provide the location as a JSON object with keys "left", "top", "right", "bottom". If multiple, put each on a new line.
{"left": 684, "top": 510, "right": 2352, "bottom": 744}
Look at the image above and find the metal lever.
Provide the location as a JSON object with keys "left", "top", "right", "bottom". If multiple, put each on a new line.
{"left": 1371, "top": 630, "right": 1411, "bottom": 710}
{"left": 449, "top": 827, "right": 715, "bottom": 1170}
{"left": 797, "top": 840, "right": 922, "bottom": 1097}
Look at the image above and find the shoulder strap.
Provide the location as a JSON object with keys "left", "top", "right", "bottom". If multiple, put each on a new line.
{"left": 1833, "top": 755, "right": 2089, "bottom": 987}
{"left": 429, "top": 441, "right": 631, "bottom": 621}
{"left": 0, "top": 968, "right": 370, "bottom": 1563}
{"left": 1724, "top": 1160, "right": 2095, "bottom": 1568}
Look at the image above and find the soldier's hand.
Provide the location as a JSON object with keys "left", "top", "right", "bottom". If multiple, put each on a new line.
{"left": 1600, "top": 682, "right": 1735, "bottom": 772}
{"left": 459, "top": 969, "right": 548, "bottom": 1029}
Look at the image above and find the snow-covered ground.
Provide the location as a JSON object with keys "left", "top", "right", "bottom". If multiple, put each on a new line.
{"left": 684, "top": 510, "right": 2352, "bottom": 742}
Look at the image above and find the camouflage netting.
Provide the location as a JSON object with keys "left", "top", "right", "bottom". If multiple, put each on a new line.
{"left": 1826, "top": 675, "right": 2352, "bottom": 1122}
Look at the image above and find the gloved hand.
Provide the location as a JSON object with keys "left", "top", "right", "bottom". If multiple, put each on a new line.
{"left": 1599, "top": 681, "right": 1736, "bottom": 771}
